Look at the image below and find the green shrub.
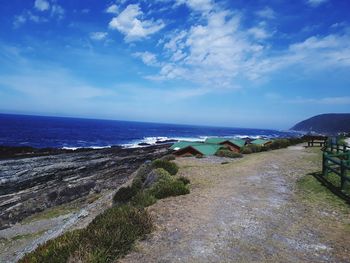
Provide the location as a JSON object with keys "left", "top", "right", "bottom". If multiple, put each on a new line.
{"left": 150, "top": 179, "right": 189, "bottom": 199}
{"left": 131, "top": 176, "right": 143, "bottom": 191}
{"left": 148, "top": 171, "right": 190, "bottom": 199}
{"left": 249, "top": 144, "right": 262, "bottom": 153}
{"left": 160, "top": 154, "right": 176, "bottom": 161}
{"left": 241, "top": 147, "right": 253, "bottom": 154}
{"left": 152, "top": 159, "right": 179, "bottom": 175}
{"left": 215, "top": 150, "right": 243, "bottom": 158}
{"left": 268, "top": 139, "right": 290, "bottom": 150}
{"left": 113, "top": 186, "right": 138, "bottom": 204}
{"left": 130, "top": 191, "right": 157, "bottom": 208}
{"left": 135, "top": 163, "right": 153, "bottom": 182}
{"left": 177, "top": 176, "right": 191, "bottom": 185}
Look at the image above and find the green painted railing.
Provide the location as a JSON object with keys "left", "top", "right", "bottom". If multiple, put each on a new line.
{"left": 322, "top": 139, "right": 350, "bottom": 190}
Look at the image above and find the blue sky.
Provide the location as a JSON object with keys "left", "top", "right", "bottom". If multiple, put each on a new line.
{"left": 0, "top": 0, "right": 349, "bottom": 129}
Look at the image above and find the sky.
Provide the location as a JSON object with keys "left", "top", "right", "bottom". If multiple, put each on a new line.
{"left": 0, "top": 0, "right": 350, "bottom": 129}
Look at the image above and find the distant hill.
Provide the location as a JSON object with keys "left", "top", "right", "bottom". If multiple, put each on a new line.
{"left": 291, "top": 114, "right": 350, "bottom": 134}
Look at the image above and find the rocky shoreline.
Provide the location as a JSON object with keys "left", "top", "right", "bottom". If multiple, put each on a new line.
{"left": 0, "top": 144, "right": 170, "bottom": 229}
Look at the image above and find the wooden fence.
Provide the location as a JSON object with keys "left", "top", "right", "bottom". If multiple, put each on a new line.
{"left": 322, "top": 139, "right": 350, "bottom": 190}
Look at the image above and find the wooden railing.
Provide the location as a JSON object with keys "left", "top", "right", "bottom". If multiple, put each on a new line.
{"left": 322, "top": 139, "right": 350, "bottom": 190}
{"left": 303, "top": 135, "right": 328, "bottom": 147}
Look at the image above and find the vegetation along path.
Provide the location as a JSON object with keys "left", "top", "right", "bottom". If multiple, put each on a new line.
{"left": 121, "top": 146, "right": 350, "bottom": 262}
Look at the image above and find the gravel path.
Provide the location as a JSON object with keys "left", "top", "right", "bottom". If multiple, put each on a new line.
{"left": 120, "top": 146, "right": 350, "bottom": 263}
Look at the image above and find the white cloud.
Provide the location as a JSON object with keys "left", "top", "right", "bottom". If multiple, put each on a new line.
{"left": 175, "top": 0, "right": 213, "bottom": 13}
{"left": 109, "top": 4, "right": 165, "bottom": 42}
{"left": 90, "top": 32, "right": 108, "bottom": 41}
{"left": 137, "top": 0, "right": 350, "bottom": 90}
{"left": 51, "top": 4, "right": 65, "bottom": 19}
{"left": 256, "top": 7, "right": 275, "bottom": 19}
{"left": 247, "top": 26, "right": 271, "bottom": 40}
{"left": 307, "top": 0, "right": 328, "bottom": 7}
{"left": 13, "top": 15, "right": 27, "bottom": 28}
{"left": 13, "top": 11, "right": 48, "bottom": 28}
{"left": 34, "top": 0, "right": 50, "bottom": 11}
{"left": 146, "top": 9, "right": 265, "bottom": 87}
{"left": 106, "top": 4, "right": 119, "bottom": 14}
{"left": 133, "top": 51, "right": 159, "bottom": 66}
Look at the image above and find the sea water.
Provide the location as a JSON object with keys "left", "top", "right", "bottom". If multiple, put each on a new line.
{"left": 0, "top": 114, "right": 298, "bottom": 149}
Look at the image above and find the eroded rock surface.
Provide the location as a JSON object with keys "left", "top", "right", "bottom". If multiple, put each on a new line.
{"left": 0, "top": 145, "right": 169, "bottom": 229}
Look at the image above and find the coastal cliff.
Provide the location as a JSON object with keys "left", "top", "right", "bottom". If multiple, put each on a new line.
{"left": 0, "top": 145, "right": 169, "bottom": 229}
{"left": 291, "top": 113, "right": 350, "bottom": 134}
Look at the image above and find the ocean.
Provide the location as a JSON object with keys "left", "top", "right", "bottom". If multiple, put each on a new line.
{"left": 0, "top": 114, "right": 298, "bottom": 149}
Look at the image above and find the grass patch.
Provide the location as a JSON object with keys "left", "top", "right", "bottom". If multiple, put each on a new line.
{"left": 19, "top": 206, "right": 153, "bottom": 263}
{"left": 21, "top": 194, "right": 101, "bottom": 224}
{"left": 21, "top": 205, "right": 78, "bottom": 224}
{"left": 11, "top": 230, "right": 48, "bottom": 241}
{"left": 20, "top": 160, "right": 190, "bottom": 263}
{"left": 297, "top": 173, "right": 350, "bottom": 213}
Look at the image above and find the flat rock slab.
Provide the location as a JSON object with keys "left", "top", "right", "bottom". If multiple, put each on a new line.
{"left": 120, "top": 147, "right": 350, "bottom": 263}
{"left": 0, "top": 145, "right": 169, "bottom": 229}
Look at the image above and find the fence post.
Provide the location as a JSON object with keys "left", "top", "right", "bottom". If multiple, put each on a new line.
{"left": 340, "top": 160, "right": 345, "bottom": 191}
{"left": 322, "top": 152, "right": 327, "bottom": 177}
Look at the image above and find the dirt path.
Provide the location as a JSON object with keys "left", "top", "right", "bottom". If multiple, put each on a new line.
{"left": 120, "top": 146, "right": 350, "bottom": 263}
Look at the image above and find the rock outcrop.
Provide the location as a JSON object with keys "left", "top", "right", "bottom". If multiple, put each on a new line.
{"left": 0, "top": 145, "right": 169, "bottom": 229}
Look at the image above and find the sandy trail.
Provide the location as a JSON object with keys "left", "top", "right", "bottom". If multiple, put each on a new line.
{"left": 120, "top": 146, "right": 350, "bottom": 263}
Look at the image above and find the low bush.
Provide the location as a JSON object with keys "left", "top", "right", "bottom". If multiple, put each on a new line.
{"left": 20, "top": 206, "right": 153, "bottom": 263}
{"left": 150, "top": 179, "right": 189, "bottom": 199}
{"left": 135, "top": 163, "right": 153, "bottom": 182}
{"left": 267, "top": 139, "right": 290, "bottom": 150}
{"left": 131, "top": 176, "right": 143, "bottom": 191}
{"left": 241, "top": 147, "right": 253, "bottom": 154}
{"left": 152, "top": 159, "right": 179, "bottom": 175}
{"left": 248, "top": 144, "right": 262, "bottom": 153}
{"left": 177, "top": 176, "right": 191, "bottom": 185}
{"left": 130, "top": 191, "right": 157, "bottom": 208}
{"left": 113, "top": 186, "right": 138, "bottom": 204}
{"left": 160, "top": 154, "right": 176, "bottom": 161}
{"left": 148, "top": 171, "right": 189, "bottom": 199}
{"left": 215, "top": 150, "right": 243, "bottom": 158}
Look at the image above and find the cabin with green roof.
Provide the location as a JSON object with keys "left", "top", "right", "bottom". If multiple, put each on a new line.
{"left": 174, "top": 143, "right": 224, "bottom": 157}
{"left": 169, "top": 141, "right": 202, "bottom": 151}
{"left": 205, "top": 137, "right": 246, "bottom": 153}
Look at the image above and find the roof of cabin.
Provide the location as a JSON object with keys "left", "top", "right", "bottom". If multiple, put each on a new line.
{"left": 190, "top": 144, "right": 223, "bottom": 155}
{"left": 205, "top": 137, "right": 227, "bottom": 144}
{"left": 229, "top": 139, "right": 246, "bottom": 148}
{"left": 205, "top": 137, "right": 246, "bottom": 148}
{"left": 169, "top": 141, "right": 202, "bottom": 150}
